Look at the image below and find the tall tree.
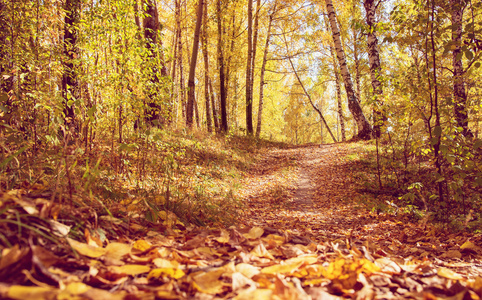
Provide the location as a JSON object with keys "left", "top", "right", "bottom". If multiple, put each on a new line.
{"left": 256, "top": 1, "right": 277, "bottom": 138}
{"left": 201, "top": 0, "right": 212, "bottom": 132}
{"left": 330, "top": 45, "right": 346, "bottom": 141}
{"left": 245, "top": 0, "right": 254, "bottom": 135}
{"left": 325, "top": 0, "right": 372, "bottom": 140}
{"left": 217, "top": 0, "right": 228, "bottom": 132}
{"left": 363, "top": 0, "right": 385, "bottom": 137}
{"left": 186, "top": 0, "right": 204, "bottom": 127}
{"left": 449, "top": 0, "right": 472, "bottom": 137}
{"left": 62, "top": 0, "right": 81, "bottom": 131}
{"left": 143, "top": 0, "right": 168, "bottom": 126}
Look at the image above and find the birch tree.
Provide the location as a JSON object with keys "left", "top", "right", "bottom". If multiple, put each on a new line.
{"left": 325, "top": 0, "right": 372, "bottom": 140}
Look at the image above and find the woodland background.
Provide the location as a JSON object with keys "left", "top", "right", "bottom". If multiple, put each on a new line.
{"left": 1, "top": 0, "right": 482, "bottom": 226}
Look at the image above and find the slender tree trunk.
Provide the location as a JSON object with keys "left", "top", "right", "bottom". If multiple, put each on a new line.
{"left": 256, "top": 2, "right": 276, "bottom": 138}
{"left": 186, "top": 0, "right": 203, "bottom": 127}
{"left": 283, "top": 34, "right": 337, "bottom": 143}
{"left": 364, "top": 0, "right": 385, "bottom": 138}
{"left": 450, "top": 0, "right": 471, "bottom": 137}
{"left": 325, "top": 0, "right": 372, "bottom": 140}
{"left": 245, "top": 0, "right": 254, "bottom": 135}
{"left": 330, "top": 45, "right": 346, "bottom": 141}
{"left": 143, "top": 0, "right": 167, "bottom": 127}
{"left": 217, "top": 0, "right": 228, "bottom": 132}
{"left": 201, "top": 0, "right": 212, "bottom": 132}
{"left": 62, "top": 0, "right": 81, "bottom": 131}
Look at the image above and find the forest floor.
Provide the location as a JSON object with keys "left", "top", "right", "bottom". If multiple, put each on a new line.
{"left": 1, "top": 141, "right": 482, "bottom": 299}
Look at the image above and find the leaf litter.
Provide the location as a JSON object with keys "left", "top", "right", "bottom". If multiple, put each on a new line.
{"left": 1, "top": 143, "right": 482, "bottom": 299}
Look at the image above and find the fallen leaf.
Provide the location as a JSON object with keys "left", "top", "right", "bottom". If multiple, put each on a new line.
{"left": 243, "top": 227, "right": 264, "bottom": 240}
{"left": 437, "top": 267, "right": 463, "bottom": 280}
{"left": 148, "top": 268, "right": 185, "bottom": 280}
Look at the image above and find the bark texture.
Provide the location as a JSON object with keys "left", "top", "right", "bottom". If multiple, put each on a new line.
{"left": 245, "top": 0, "right": 254, "bottom": 135}
{"left": 217, "top": 0, "right": 228, "bottom": 132}
{"left": 186, "top": 0, "right": 203, "bottom": 127}
{"left": 363, "top": 0, "right": 385, "bottom": 137}
{"left": 325, "top": 0, "right": 372, "bottom": 140}
{"left": 256, "top": 2, "right": 276, "bottom": 138}
{"left": 450, "top": 0, "right": 472, "bottom": 136}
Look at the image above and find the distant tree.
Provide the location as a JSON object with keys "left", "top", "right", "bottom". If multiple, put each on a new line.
{"left": 187, "top": 0, "right": 204, "bottom": 127}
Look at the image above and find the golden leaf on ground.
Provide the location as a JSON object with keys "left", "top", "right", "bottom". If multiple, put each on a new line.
{"left": 236, "top": 263, "right": 260, "bottom": 278}
{"left": 250, "top": 243, "right": 275, "bottom": 260}
{"left": 243, "top": 227, "right": 264, "bottom": 240}
{"left": 7, "top": 286, "right": 57, "bottom": 300}
{"left": 261, "top": 260, "right": 304, "bottom": 275}
{"left": 233, "top": 288, "right": 272, "bottom": 300}
{"left": 232, "top": 272, "right": 256, "bottom": 292}
{"left": 148, "top": 268, "right": 185, "bottom": 280}
{"left": 437, "top": 267, "right": 464, "bottom": 280}
{"left": 460, "top": 241, "right": 478, "bottom": 252}
{"left": 132, "top": 239, "right": 152, "bottom": 252}
{"left": 375, "top": 257, "right": 401, "bottom": 274}
{"left": 153, "top": 258, "right": 180, "bottom": 269}
{"left": 109, "top": 264, "right": 151, "bottom": 275}
{"left": 67, "top": 238, "right": 106, "bottom": 258}
{"left": 104, "top": 242, "right": 132, "bottom": 260}
{"left": 192, "top": 268, "right": 226, "bottom": 294}
{"left": 215, "top": 229, "right": 230, "bottom": 244}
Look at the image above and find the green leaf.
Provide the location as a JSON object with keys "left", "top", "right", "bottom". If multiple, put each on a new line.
{"left": 433, "top": 126, "right": 442, "bottom": 137}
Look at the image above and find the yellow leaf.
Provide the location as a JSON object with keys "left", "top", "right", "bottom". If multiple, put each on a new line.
{"left": 234, "top": 288, "right": 272, "bottom": 300}
{"left": 215, "top": 229, "right": 230, "bottom": 244}
{"left": 235, "top": 263, "right": 260, "bottom": 278}
{"left": 261, "top": 261, "right": 304, "bottom": 275}
{"left": 132, "top": 240, "right": 152, "bottom": 252}
{"left": 192, "top": 268, "right": 226, "bottom": 294}
{"left": 148, "top": 268, "right": 185, "bottom": 280}
{"left": 7, "top": 286, "right": 57, "bottom": 300}
{"left": 460, "top": 241, "right": 478, "bottom": 251}
{"left": 60, "top": 282, "right": 90, "bottom": 295}
{"left": 67, "top": 238, "right": 106, "bottom": 258}
{"left": 153, "top": 258, "right": 179, "bottom": 269}
{"left": 250, "top": 243, "right": 274, "bottom": 260}
{"left": 243, "top": 227, "right": 264, "bottom": 240}
{"left": 109, "top": 264, "right": 151, "bottom": 275}
{"left": 437, "top": 267, "right": 463, "bottom": 280}
{"left": 104, "top": 242, "right": 132, "bottom": 260}
{"left": 285, "top": 255, "right": 318, "bottom": 265}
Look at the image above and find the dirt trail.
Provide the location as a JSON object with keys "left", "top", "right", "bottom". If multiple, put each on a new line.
{"left": 239, "top": 143, "right": 482, "bottom": 284}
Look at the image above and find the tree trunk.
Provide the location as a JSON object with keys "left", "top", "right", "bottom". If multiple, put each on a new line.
{"left": 330, "top": 45, "right": 346, "bottom": 142}
{"left": 325, "top": 0, "right": 372, "bottom": 140}
{"left": 256, "top": 2, "right": 276, "bottom": 138}
{"left": 245, "top": 0, "right": 254, "bottom": 135}
{"left": 283, "top": 34, "right": 337, "bottom": 143}
{"left": 62, "top": 0, "right": 81, "bottom": 131}
{"left": 143, "top": 0, "right": 168, "bottom": 127}
{"left": 450, "top": 0, "right": 471, "bottom": 137}
{"left": 186, "top": 0, "right": 203, "bottom": 127}
{"left": 364, "top": 0, "right": 385, "bottom": 138}
{"left": 217, "top": 0, "right": 228, "bottom": 132}
{"left": 201, "top": 0, "right": 212, "bottom": 132}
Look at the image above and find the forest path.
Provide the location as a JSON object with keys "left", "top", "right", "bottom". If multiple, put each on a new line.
{"left": 239, "top": 143, "right": 363, "bottom": 243}
{"left": 238, "top": 142, "right": 482, "bottom": 290}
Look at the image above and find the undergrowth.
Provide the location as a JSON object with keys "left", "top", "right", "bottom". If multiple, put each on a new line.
{"left": 344, "top": 139, "right": 482, "bottom": 232}
{"left": 0, "top": 127, "right": 283, "bottom": 247}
